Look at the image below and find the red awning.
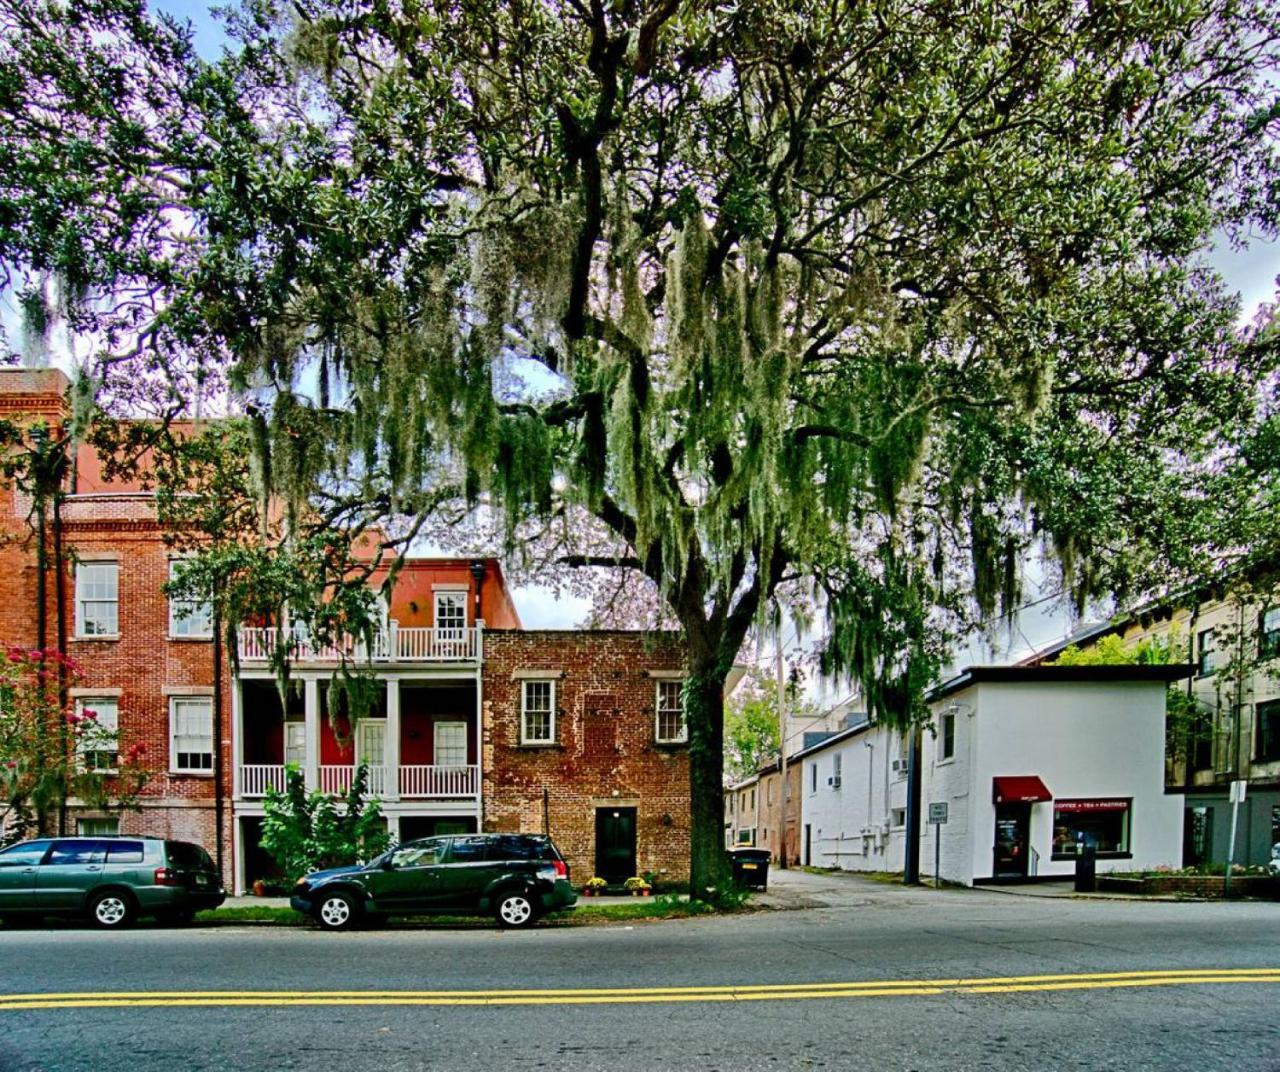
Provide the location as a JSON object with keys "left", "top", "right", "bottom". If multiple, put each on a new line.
{"left": 992, "top": 776, "right": 1053, "bottom": 804}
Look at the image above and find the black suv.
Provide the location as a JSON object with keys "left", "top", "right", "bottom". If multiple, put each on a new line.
{"left": 291, "top": 833, "right": 576, "bottom": 930}
{"left": 0, "top": 837, "right": 225, "bottom": 927}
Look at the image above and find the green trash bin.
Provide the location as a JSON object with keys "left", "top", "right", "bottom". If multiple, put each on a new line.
{"left": 731, "top": 848, "right": 771, "bottom": 890}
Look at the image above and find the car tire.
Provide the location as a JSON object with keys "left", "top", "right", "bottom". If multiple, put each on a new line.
{"left": 88, "top": 890, "right": 136, "bottom": 929}
{"left": 314, "top": 890, "right": 361, "bottom": 931}
{"left": 495, "top": 890, "right": 538, "bottom": 929}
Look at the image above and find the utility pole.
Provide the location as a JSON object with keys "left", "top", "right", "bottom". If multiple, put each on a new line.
{"left": 775, "top": 621, "right": 787, "bottom": 869}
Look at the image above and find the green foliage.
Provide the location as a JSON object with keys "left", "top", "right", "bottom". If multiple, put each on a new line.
{"left": 724, "top": 665, "right": 822, "bottom": 779}
{"left": 0, "top": 648, "right": 147, "bottom": 843}
{"left": 1049, "top": 632, "right": 1181, "bottom": 667}
{"left": 259, "top": 765, "right": 391, "bottom": 883}
{"left": 4, "top": 0, "right": 1279, "bottom": 897}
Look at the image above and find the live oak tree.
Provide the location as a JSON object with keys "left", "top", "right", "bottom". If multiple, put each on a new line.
{"left": 3, "top": 0, "right": 1279, "bottom": 894}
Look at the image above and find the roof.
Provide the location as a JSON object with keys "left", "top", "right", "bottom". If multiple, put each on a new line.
{"left": 786, "top": 663, "right": 1194, "bottom": 763}
{"left": 1017, "top": 620, "right": 1121, "bottom": 667}
{"left": 930, "top": 663, "right": 1194, "bottom": 700}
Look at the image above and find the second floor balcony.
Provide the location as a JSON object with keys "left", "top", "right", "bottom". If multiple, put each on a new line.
{"left": 237, "top": 621, "right": 483, "bottom": 666}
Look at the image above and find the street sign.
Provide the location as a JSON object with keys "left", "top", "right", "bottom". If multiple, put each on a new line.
{"left": 928, "top": 802, "right": 948, "bottom": 824}
{"left": 1229, "top": 780, "right": 1247, "bottom": 804}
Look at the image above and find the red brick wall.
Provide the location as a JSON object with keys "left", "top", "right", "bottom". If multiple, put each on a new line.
{"left": 481, "top": 630, "right": 690, "bottom": 886}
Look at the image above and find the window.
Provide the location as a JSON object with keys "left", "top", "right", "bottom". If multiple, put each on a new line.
{"left": 390, "top": 839, "right": 445, "bottom": 869}
{"left": 767, "top": 780, "right": 774, "bottom": 806}
{"left": 75, "top": 562, "right": 118, "bottom": 637}
{"left": 434, "top": 721, "right": 467, "bottom": 766}
{"left": 736, "top": 828, "right": 754, "bottom": 845}
{"left": 890, "top": 808, "right": 906, "bottom": 827}
{"left": 435, "top": 591, "right": 467, "bottom": 634}
{"left": 810, "top": 763, "right": 818, "bottom": 794}
{"left": 0, "top": 840, "right": 51, "bottom": 867}
{"left": 831, "top": 752, "right": 842, "bottom": 788}
{"left": 105, "top": 840, "right": 144, "bottom": 864}
{"left": 46, "top": 840, "right": 108, "bottom": 866}
{"left": 1197, "top": 628, "right": 1216, "bottom": 676}
{"left": 284, "top": 721, "right": 306, "bottom": 766}
{"left": 446, "top": 836, "right": 491, "bottom": 863}
{"left": 655, "top": 680, "right": 687, "bottom": 743}
{"left": 940, "top": 711, "right": 956, "bottom": 761}
{"left": 520, "top": 680, "right": 556, "bottom": 744}
{"left": 168, "top": 561, "right": 213, "bottom": 638}
{"left": 170, "top": 697, "right": 213, "bottom": 773}
{"left": 76, "top": 817, "right": 118, "bottom": 837}
{"left": 1260, "top": 608, "right": 1280, "bottom": 660}
{"left": 1051, "top": 799, "right": 1131, "bottom": 858}
{"left": 1256, "top": 699, "right": 1280, "bottom": 764}
{"left": 749, "top": 788, "right": 755, "bottom": 811}
{"left": 76, "top": 698, "right": 118, "bottom": 772}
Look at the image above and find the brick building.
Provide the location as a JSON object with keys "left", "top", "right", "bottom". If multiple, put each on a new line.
{"left": 0, "top": 370, "right": 694, "bottom": 892}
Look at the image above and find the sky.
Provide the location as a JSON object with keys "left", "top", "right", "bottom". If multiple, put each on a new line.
{"left": 21, "top": 0, "right": 1280, "bottom": 655}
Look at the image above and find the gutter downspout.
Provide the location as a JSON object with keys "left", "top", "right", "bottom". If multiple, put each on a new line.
{"left": 212, "top": 602, "right": 226, "bottom": 881}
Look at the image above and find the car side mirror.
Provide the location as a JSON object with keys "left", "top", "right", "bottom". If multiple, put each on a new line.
{"left": 381, "top": 857, "right": 395, "bottom": 870}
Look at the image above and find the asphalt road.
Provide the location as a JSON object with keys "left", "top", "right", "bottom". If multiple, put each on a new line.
{"left": 1, "top": 875, "right": 1278, "bottom": 1072}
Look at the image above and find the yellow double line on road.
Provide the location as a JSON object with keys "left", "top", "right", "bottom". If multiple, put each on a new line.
{"left": 2, "top": 969, "right": 1278, "bottom": 1010}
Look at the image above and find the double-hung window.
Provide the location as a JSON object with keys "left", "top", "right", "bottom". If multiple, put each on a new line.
{"left": 1259, "top": 608, "right": 1280, "bottom": 660}
{"left": 435, "top": 591, "right": 467, "bottom": 635}
{"left": 170, "top": 696, "right": 214, "bottom": 773}
{"left": 940, "top": 711, "right": 956, "bottom": 761}
{"left": 76, "top": 698, "right": 118, "bottom": 772}
{"left": 1256, "top": 699, "right": 1280, "bottom": 764}
{"left": 520, "top": 680, "right": 556, "bottom": 744}
{"left": 655, "top": 680, "right": 687, "bottom": 744}
{"left": 168, "top": 561, "right": 213, "bottom": 638}
{"left": 1197, "top": 629, "right": 1216, "bottom": 676}
{"left": 75, "top": 562, "right": 118, "bottom": 637}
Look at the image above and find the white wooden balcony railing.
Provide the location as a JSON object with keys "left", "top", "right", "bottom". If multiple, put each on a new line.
{"left": 239, "top": 764, "right": 289, "bottom": 797}
{"left": 399, "top": 764, "right": 478, "bottom": 798}
{"left": 237, "top": 623, "right": 482, "bottom": 664}
{"left": 237, "top": 763, "right": 479, "bottom": 799}
{"left": 319, "top": 764, "right": 389, "bottom": 797}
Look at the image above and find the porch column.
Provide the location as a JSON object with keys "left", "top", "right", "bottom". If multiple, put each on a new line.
{"left": 385, "top": 678, "right": 401, "bottom": 802}
{"left": 231, "top": 681, "right": 244, "bottom": 800}
{"left": 475, "top": 666, "right": 484, "bottom": 824}
{"left": 303, "top": 677, "right": 320, "bottom": 792}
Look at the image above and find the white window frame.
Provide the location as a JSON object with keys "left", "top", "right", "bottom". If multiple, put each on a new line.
{"left": 434, "top": 720, "right": 468, "bottom": 767}
{"left": 168, "top": 561, "right": 213, "bottom": 639}
{"left": 76, "top": 817, "right": 119, "bottom": 836}
{"left": 284, "top": 721, "right": 307, "bottom": 767}
{"left": 169, "top": 696, "right": 214, "bottom": 774}
{"left": 76, "top": 698, "right": 119, "bottom": 772}
{"left": 520, "top": 679, "right": 556, "bottom": 745}
{"left": 654, "top": 679, "right": 688, "bottom": 744}
{"left": 75, "top": 562, "right": 119, "bottom": 638}
{"left": 434, "top": 591, "right": 467, "bottom": 634}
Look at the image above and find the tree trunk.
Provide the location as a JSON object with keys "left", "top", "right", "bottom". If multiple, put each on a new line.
{"left": 685, "top": 661, "right": 731, "bottom": 899}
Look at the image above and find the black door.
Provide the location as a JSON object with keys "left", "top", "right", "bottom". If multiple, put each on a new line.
{"left": 804, "top": 824, "right": 812, "bottom": 866}
{"left": 993, "top": 804, "right": 1030, "bottom": 878}
{"left": 594, "top": 808, "right": 637, "bottom": 884}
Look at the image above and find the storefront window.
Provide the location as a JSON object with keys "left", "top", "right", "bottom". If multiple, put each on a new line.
{"left": 1051, "top": 799, "right": 1131, "bottom": 858}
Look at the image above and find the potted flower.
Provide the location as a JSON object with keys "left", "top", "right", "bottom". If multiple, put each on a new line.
{"left": 582, "top": 877, "right": 607, "bottom": 897}
{"left": 624, "top": 876, "right": 652, "bottom": 897}
{"left": 251, "top": 878, "right": 267, "bottom": 897}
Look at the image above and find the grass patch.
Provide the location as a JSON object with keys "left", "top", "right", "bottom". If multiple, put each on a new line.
{"left": 547, "top": 893, "right": 734, "bottom": 923}
{"left": 194, "top": 906, "right": 306, "bottom": 925}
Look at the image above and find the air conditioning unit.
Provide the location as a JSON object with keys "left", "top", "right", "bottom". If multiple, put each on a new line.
{"left": 828, "top": 776, "right": 842, "bottom": 789}
{"left": 891, "top": 759, "right": 907, "bottom": 772}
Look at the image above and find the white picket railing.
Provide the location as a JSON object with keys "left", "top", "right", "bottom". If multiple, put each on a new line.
{"left": 399, "top": 765, "right": 479, "bottom": 798}
{"left": 318, "top": 764, "right": 389, "bottom": 797}
{"left": 237, "top": 623, "right": 481, "bottom": 664}
{"left": 238, "top": 763, "right": 476, "bottom": 799}
{"left": 239, "top": 764, "right": 288, "bottom": 797}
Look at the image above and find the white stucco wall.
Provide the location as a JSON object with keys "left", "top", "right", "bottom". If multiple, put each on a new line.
{"left": 967, "top": 680, "right": 1183, "bottom": 881}
{"left": 797, "top": 675, "right": 1184, "bottom": 885}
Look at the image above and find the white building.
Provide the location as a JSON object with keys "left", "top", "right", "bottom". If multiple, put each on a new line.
{"left": 796, "top": 665, "right": 1190, "bottom": 885}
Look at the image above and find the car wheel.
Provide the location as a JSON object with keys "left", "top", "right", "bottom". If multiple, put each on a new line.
{"left": 89, "top": 891, "right": 135, "bottom": 929}
{"left": 495, "top": 890, "right": 537, "bottom": 928}
{"left": 315, "top": 891, "right": 360, "bottom": 931}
